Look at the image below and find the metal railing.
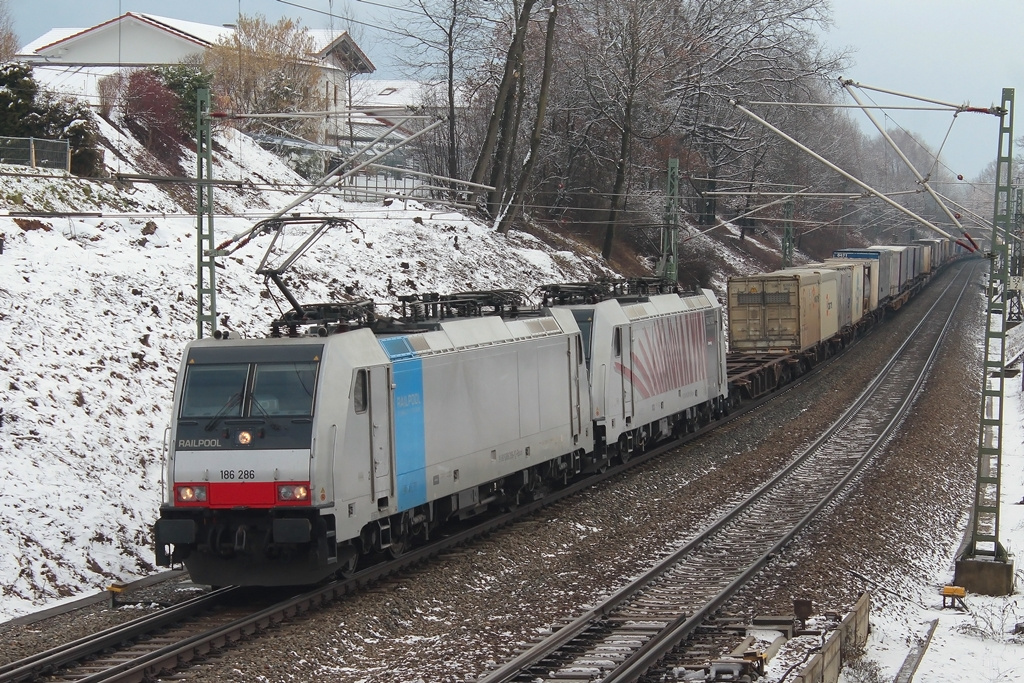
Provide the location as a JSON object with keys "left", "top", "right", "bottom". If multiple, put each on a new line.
{"left": 0, "top": 136, "right": 71, "bottom": 171}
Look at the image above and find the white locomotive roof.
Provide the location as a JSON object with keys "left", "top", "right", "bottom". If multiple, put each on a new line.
{"left": 381, "top": 314, "right": 567, "bottom": 360}
{"left": 620, "top": 291, "right": 717, "bottom": 322}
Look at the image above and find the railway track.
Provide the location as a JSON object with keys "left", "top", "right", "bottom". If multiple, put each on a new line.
{"left": 0, "top": 587, "right": 247, "bottom": 683}
{"left": 4, "top": 266, "right": 970, "bottom": 682}
{"left": 475, "top": 262, "right": 976, "bottom": 683}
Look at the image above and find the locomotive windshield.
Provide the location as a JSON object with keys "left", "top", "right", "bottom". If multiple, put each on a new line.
{"left": 180, "top": 364, "right": 248, "bottom": 418}
{"left": 180, "top": 361, "right": 319, "bottom": 419}
{"left": 251, "top": 362, "right": 318, "bottom": 416}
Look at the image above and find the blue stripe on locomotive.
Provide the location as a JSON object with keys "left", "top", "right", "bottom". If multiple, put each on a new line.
{"left": 378, "top": 337, "right": 427, "bottom": 510}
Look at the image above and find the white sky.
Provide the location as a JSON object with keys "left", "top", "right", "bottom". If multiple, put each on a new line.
{"left": 7, "top": 0, "right": 1023, "bottom": 179}
{"left": 824, "top": 0, "right": 1024, "bottom": 179}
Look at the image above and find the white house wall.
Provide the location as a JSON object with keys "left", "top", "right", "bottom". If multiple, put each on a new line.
{"left": 34, "top": 19, "right": 207, "bottom": 66}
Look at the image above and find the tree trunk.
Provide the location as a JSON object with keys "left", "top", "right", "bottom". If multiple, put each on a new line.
{"left": 469, "top": 0, "right": 536, "bottom": 207}
{"left": 445, "top": 11, "right": 459, "bottom": 184}
{"left": 602, "top": 96, "right": 633, "bottom": 260}
{"left": 496, "top": 0, "right": 558, "bottom": 234}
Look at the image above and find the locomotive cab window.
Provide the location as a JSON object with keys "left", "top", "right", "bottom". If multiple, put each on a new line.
{"left": 180, "top": 364, "right": 248, "bottom": 418}
{"left": 353, "top": 369, "right": 368, "bottom": 414}
{"left": 251, "top": 362, "right": 318, "bottom": 417}
{"left": 613, "top": 327, "right": 622, "bottom": 357}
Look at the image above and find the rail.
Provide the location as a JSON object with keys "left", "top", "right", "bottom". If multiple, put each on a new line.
{"left": 476, "top": 260, "right": 976, "bottom": 682}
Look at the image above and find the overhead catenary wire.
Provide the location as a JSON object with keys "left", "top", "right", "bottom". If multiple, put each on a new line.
{"left": 729, "top": 99, "right": 957, "bottom": 243}
{"left": 841, "top": 80, "right": 967, "bottom": 236}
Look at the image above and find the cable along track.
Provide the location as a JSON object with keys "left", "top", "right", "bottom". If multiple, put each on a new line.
{"left": 478, "top": 262, "right": 977, "bottom": 683}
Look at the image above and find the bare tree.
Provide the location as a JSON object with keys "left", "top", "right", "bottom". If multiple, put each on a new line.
{"left": 203, "top": 14, "right": 320, "bottom": 140}
{"left": 560, "top": 0, "right": 687, "bottom": 259}
{"left": 496, "top": 0, "right": 558, "bottom": 233}
{"left": 469, "top": 0, "right": 539, "bottom": 215}
{"left": 387, "top": 0, "right": 490, "bottom": 182}
{"left": 0, "top": 0, "right": 18, "bottom": 61}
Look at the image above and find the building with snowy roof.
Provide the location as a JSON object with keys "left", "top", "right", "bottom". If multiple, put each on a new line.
{"left": 16, "top": 13, "right": 442, "bottom": 183}
{"left": 16, "top": 12, "right": 374, "bottom": 109}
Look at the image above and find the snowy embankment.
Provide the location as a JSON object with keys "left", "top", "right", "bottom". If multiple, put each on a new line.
{"left": 0, "top": 121, "right": 612, "bottom": 620}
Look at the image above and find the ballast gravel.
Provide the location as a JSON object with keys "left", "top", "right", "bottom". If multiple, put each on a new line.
{"left": 0, "top": 263, "right": 985, "bottom": 682}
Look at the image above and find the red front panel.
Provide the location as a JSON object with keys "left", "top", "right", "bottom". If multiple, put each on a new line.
{"left": 174, "top": 482, "right": 310, "bottom": 508}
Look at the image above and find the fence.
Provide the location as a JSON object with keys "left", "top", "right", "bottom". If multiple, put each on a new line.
{"left": 0, "top": 136, "right": 71, "bottom": 171}
{"left": 332, "top": 173, "right": 424, "bottom": 202}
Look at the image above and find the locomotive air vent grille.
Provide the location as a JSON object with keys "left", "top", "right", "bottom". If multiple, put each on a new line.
{"left": 407, "top": 335, "right": 432, "bottom": 353}
{"left": 525, "top": 319, "right": 547, "bottom": 335}
{"left": 764, "top": 292, "right": 791, "bottom": 304}
{"left": 622, "top": 303, "right": 653, "bottom": 320}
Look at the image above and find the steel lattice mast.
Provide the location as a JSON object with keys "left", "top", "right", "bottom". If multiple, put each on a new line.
{"left": 195, "top": 88, "right": 218, "bottom": 338}
{"left": 957, "top": 88, "right": 1015, "bottom": 595}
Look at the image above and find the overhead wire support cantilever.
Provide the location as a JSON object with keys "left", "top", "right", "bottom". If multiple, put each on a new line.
{"left": 840, "top": 78, "right": 999, "bottom": 251}
{"left": 216, "top": 116, "right": 447, "bottom": 253}
{"left": 729, "top": 99, "right": 956, "bottom": 242}
{"left": 837, "top": 78, "right": 1007, "bottom": 116}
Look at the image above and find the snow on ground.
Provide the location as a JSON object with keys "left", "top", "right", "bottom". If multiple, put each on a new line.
{"left": 0, "top": 122, "right": 612, "bottom": 620}
{"left": 2, "top": 114, "right": 1020, "bottom": 683}
{"left": 843, "top": 379, "right": 1024, "bottom": 683}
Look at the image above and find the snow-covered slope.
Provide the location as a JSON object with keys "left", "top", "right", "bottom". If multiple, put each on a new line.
{"left": 0, "top": 121, "right": 614, "bottom": 619}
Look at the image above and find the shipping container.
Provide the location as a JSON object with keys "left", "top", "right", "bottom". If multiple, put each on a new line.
{"left": 874, "top": 244, "right": 926, "bottom": 290}
{"left": 789, "top": 265, "right": 852, "bottom": 333}
{"left": 914, "top": 239, "right": 936, "bottom": 274}
{"left": 728, "top": 270, "right": 822, "bottom": 353}
{"left": 816, "top": 261, "right": 863, "bottom": 327}
{"left": 826, "top": 258, "right": 872, "bottom": 314}
{"left": 833, "top": 248, "right": 900, "bottom": 303}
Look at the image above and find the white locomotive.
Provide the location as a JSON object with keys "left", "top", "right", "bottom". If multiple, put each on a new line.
{"left": 154, "top": 286, "right": 728, "bottom": 586}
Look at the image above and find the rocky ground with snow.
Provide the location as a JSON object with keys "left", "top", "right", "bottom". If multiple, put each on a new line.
{"left": 0, "top": 119, "right": 628, "bottom": 620}
{"left": 0, "top": 255, "right": 997, "bottom": 683}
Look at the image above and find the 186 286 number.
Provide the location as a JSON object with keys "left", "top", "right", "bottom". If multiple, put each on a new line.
{"left": 220, "top": 469, "right": 256, "bottom": 480}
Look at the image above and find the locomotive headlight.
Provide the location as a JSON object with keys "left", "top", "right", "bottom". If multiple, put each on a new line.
{"left": 176, "top": 485, "right": 207, "bottom": 503}
{"left": 236, "top": 430, "right": 253, "bottom": 446}
{"left": 278, "top": 484, "right": 310, "bottom": 502}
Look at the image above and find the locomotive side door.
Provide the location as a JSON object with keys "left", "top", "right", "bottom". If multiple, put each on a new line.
{"left": 617, "top": 326, "right": 634, "bottom": 423}
{"left": 568, "top": 336, "right": 582, "bottom": 438}
{"left": 368, "top": 366, "right": 394, "bottom": 502}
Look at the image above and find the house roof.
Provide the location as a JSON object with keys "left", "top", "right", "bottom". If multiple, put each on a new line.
{"left": 17, "top": 12, "right": 230, "bottom": 59}
{"left": 309, "top": 29, "right": 375, "bottom": 75}
{"left": 16, "top": 13, "right": 373, "bottom": 74}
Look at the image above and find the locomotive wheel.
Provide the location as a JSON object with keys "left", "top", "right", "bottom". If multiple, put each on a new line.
{"left": 387, "top": 512, "right": 412, "bottom": 558}
{"left": 388, "top": 535, "right": 407, "bottom": 559}
{"left": 618, "top": 434, "right": 631, "bottom": 464}
{"left": 338, "top": 553, "right": 359, "bottom": 578}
